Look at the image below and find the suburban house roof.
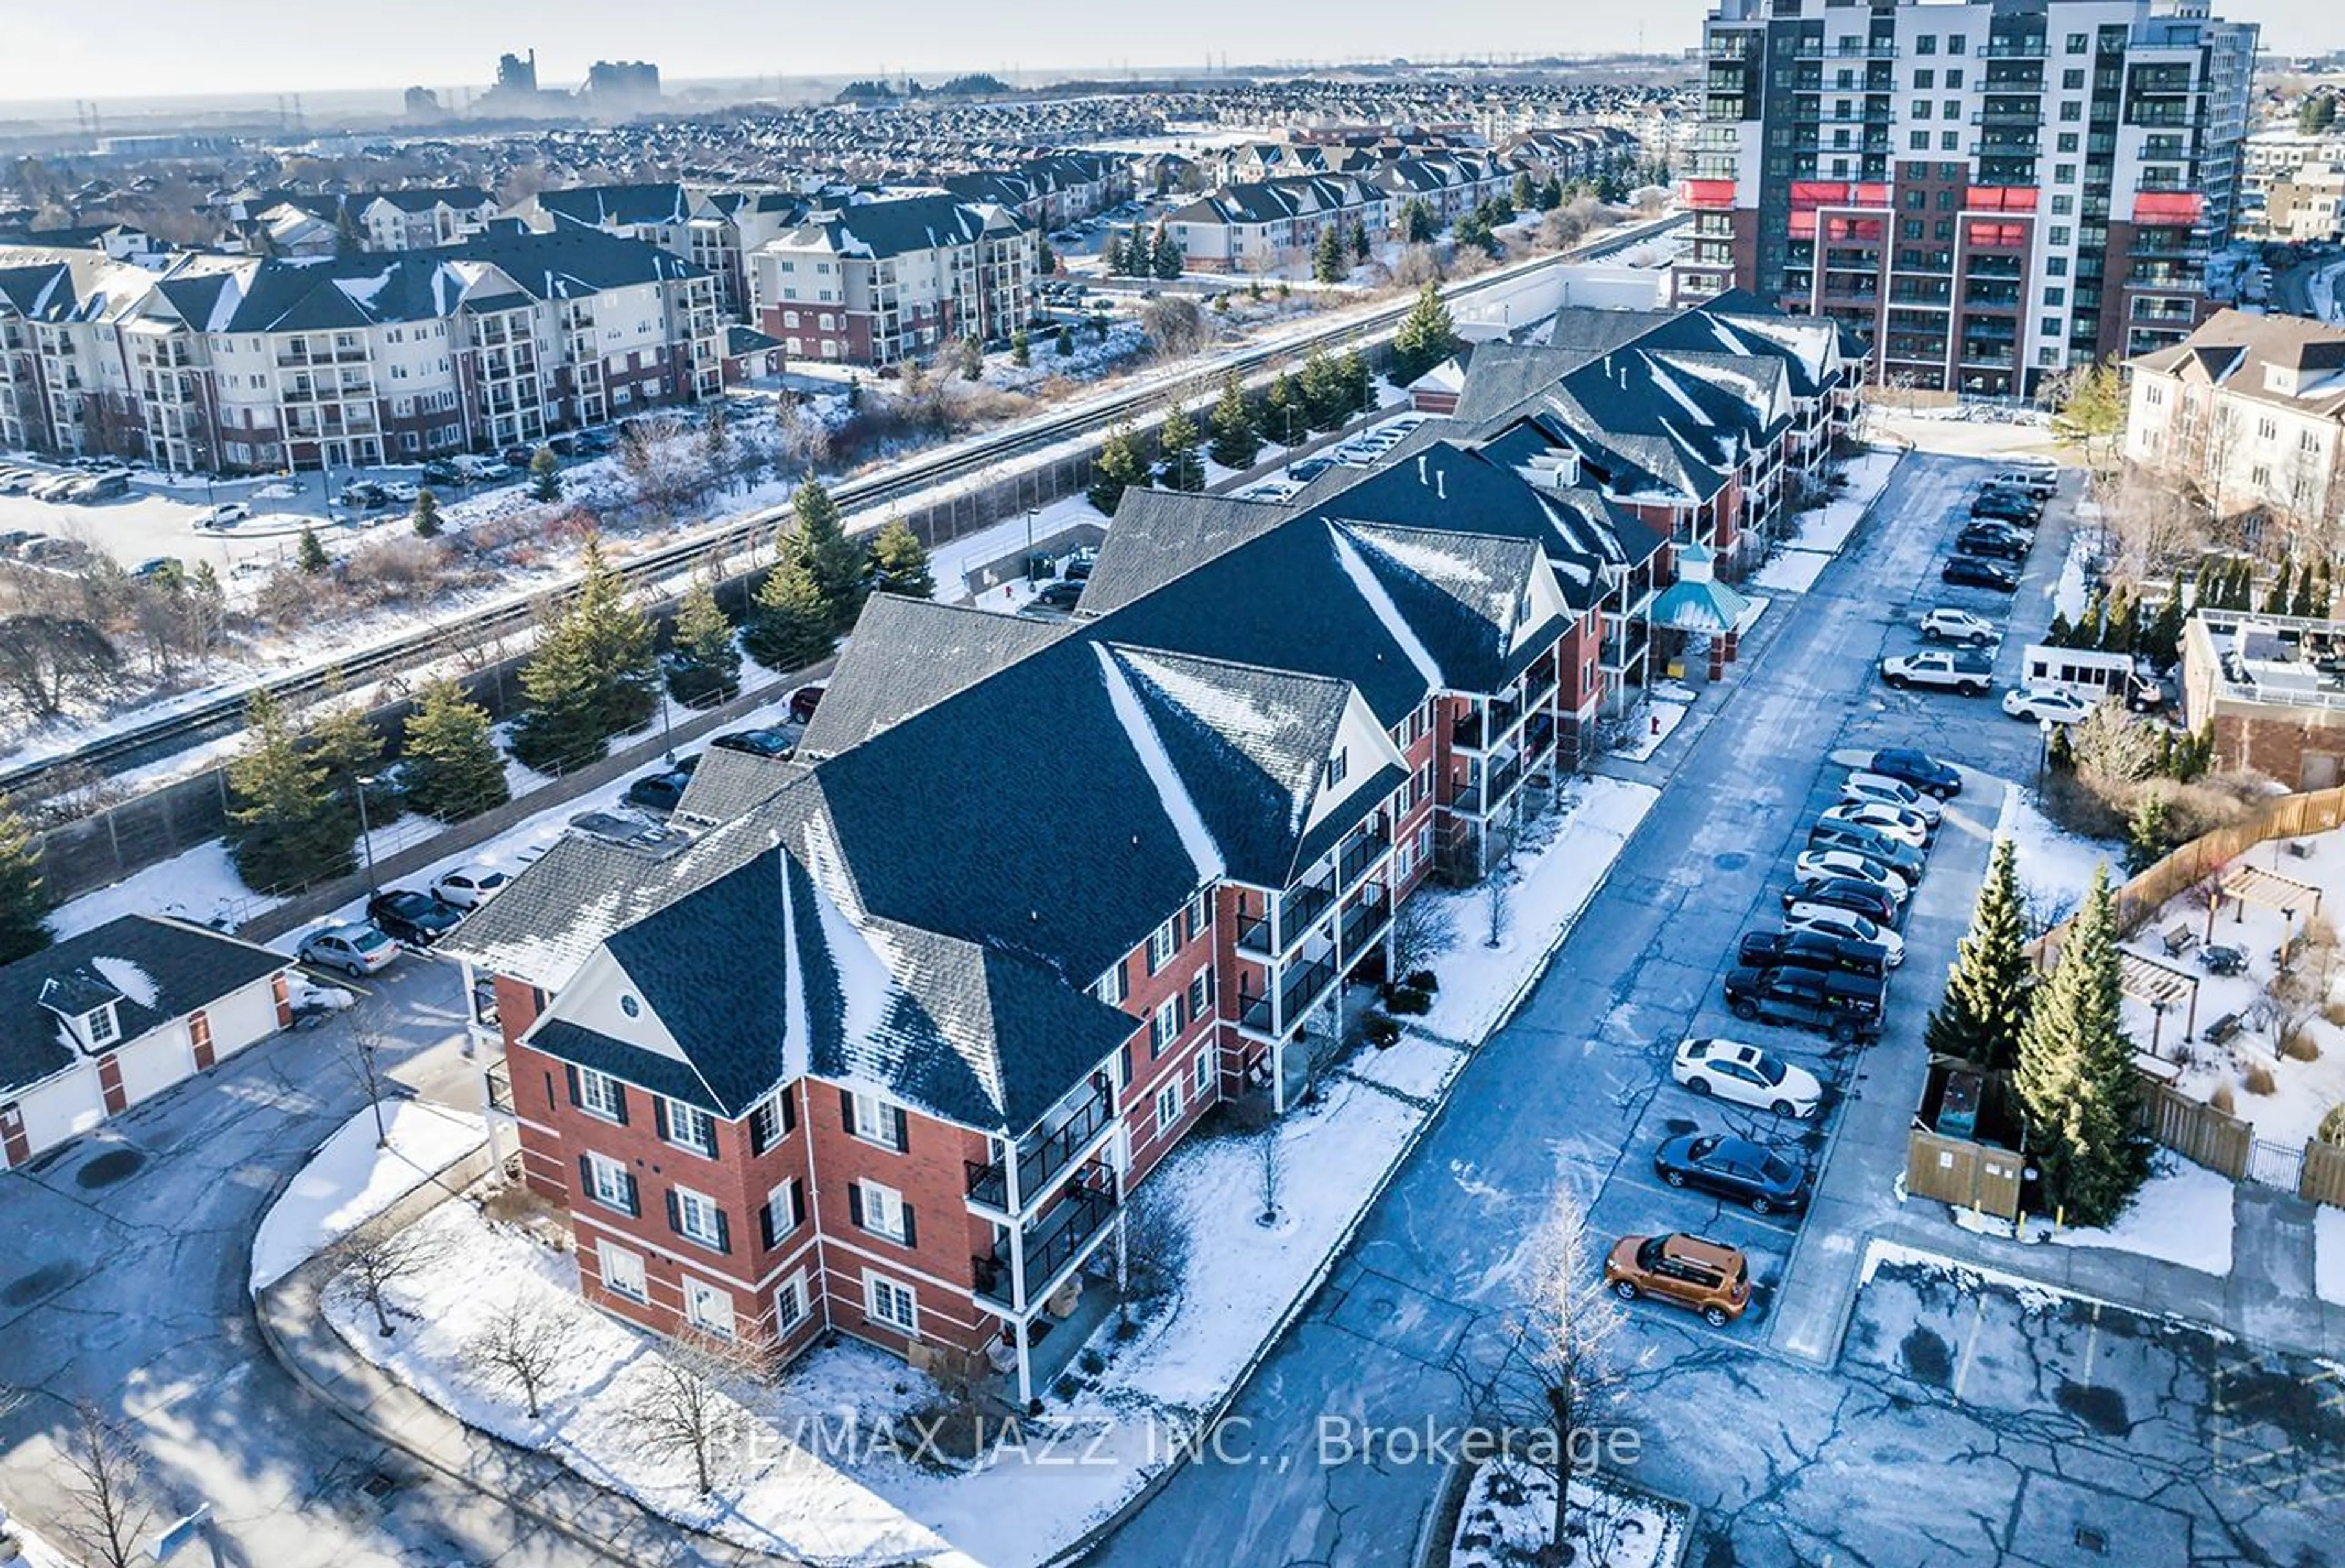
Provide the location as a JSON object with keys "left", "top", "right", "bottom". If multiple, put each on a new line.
{"left": 768, "top": 194, "right": 1026, "bottom": 261}
{"left": 0, "top": 916, "right": 288, "bottom": 1097}
{"left": 529, "top": 182, "right": 695, "bottom": 230}
{"left": 2130, "top": 308, "right": 2345, "bottom": 418}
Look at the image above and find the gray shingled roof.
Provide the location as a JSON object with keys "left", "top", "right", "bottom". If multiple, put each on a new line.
{"left": 798, "top": 595, "right": 1072, "bottom": 760}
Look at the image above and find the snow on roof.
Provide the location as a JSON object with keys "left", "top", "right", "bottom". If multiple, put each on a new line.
{"left": 1093, "top": 644, "right": 1226, "bottom": 885}
{"left": 1326, "top": 523, "right": 1444, "bottom": 689}
{"left": 90, "top": 956, "right": 159, "bottom": 1011}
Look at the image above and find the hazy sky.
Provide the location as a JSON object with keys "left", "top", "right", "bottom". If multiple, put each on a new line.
{"left": 4, "top": 0, "right": 2340, "bottom": 104}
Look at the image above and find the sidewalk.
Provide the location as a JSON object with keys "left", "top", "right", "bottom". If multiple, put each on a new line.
{"left": 258, "top": 1255, "right": 773, "bottom": 1567}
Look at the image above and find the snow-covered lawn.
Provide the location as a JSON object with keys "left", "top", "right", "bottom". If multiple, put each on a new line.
{"left": 2043, "top": 1153, "right": 2237, "bottom": 1276}
{"left": 1449, "top": 1459, "right": 1686, "bottom": 1568}
{"left": 46, "top": 838, "right": 283, "bottom": 940}
{"left": 1609, "top": 695, "right": 1689, "bottom": 762}
{"left": 2318, "top": 1207, "right": 2345, "bottom": 1307}
{"left": 2050, "top": 524, "right": 2095, "bottom": 623}
{"left": 1346, "top": 1031, "right": 1469, "bottom": 1102}
{"left": 1775, "top": 447, "right": 1902, "bottom": 559}
{"left": 1748, "top": 549, "right": 1832, "bottom": 595}
{"left": 1416, "top": 777, "right": 1662, "bottom": 1044}
{"left": 323, "top": 1202, "right": 950, "bottom": 1565}
{"left": 1993, "top": 782, "right": 2121, "bottom": 918}
{"left": 250, "top": 1099, "right": 485, "bottom": 1291}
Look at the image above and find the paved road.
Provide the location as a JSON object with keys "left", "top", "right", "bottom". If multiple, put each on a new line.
{"left": 0, "top": 963, "right": 584, "bottom": 1567}
{"left": 1086, "top": 456, "right": 2345, "bottom": 1565}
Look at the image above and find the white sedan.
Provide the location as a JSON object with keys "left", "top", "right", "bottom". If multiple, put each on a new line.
{"left": 1840, "top": 771, "right": 1943, "bottom": 825}
{"left": 1794, "top": 848, "right": 1911, "bottom": 901}
{"left": 195, "top": 501, "right": 251, "bottom": 530}
{"left": 2002, "top": 686, "right": 2095, "bottom": 725}
{"left": 431, "top": 864, "right": 512, "bottom": 908}
{"left": 1782, "top": 905, "right": 1907, "bottom": 966}
{"left": 1819, "top": 801, "right": 1932, "bottom": 848}
{"left": 1671, "top": 1038, "right": 1824, "bottom": 1120}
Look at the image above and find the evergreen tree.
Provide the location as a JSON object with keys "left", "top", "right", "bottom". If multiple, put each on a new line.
{"left": 1264, "top": 374, "right": 1299, "bottom": 446}
{"left": 1350, "top": 216, "right": 1372, "bottom": 263}
{"left": 743, "top": 559, "right": 836, "bottom": 672}
{"left": 1056, "top": 323, "right": 1075, "bottom": 357}
{"left": 2292, "top": 559, "right": 2319, "bottom": 619}
{"left": 867, "top": 518, "right": 936, "bottom": 600}
{"left": 2015, "top": 866, "right": 2151, "bottom": 1229}
{"left": 1010, "top": 329, "right": 1030, "bottom": 368}
{"left": 1152, "top": 225, "right": 1183, "bottom": 280}
{"left": 399, "top": 677, "right": 509, "bottom": 821}
{"left": 1454, "top": 208, "right": 1499, "bottom": 256}
{"left": 1101, "top": 231, "right": 1125, "bottom": 274}
{"left": 1512, "top": 171, "right": 1539, "bottom": 210}
{"left": 2047, "top": 723, "right": 2076, "bottom": 774}
{"left": 1537, "top": 175, "right": 1565, "bottom": 211}
{"left": 307, "top": 683, "right": 388, "bottom": 843}
{"left": 225, "top": 692, "right": 351, "bottom": 893}
{"left": 2126, "top": 786, "right": 2172, "bottom": 874}
{"left": 1312, "top": 224, "right": 1348, "bottom": 283}
{"left": 1340, "top": 347, "right": 1372, "bottom": 415}
{"left": 506, "top": 617, "right": 610, "bottom": 775}
{"left": 1086, "top": 418, "right": 1152, "bottom": 515}
{"left": 1399, "top": 197, "right": 1438, "bottom": 244}
{"left": 2145, "top": 579, "right": 2187, "bottom": 673}
{"left": 2264, "top": 562, "right": 2293, "bottom": 615}
{"left": 1388, "top": 280, "right": 1461, "bottom": 387}
{"left": 2101, "top": 586, "right": 2137, "bottom": 654}
{"left": 958, "top": 335, "right": 984, "bottom": 382}
{"left": 1207, "top": 372, "right": 1263, "bottom": 471}
{"left": 412, "top": 487, "right": 443, "bottom": 539}
{"left": 1037, "top": 236, "right": 1056, "bottom": 275}
{"left": 783, "top": 476, "right": 867, "bottom": 630}
{"left": 2073, "top": 589, "right": 2104, "bottom": 650}
{"left": 1924, "top": 838, "right": 2034, "bottom": 1072}
{"left": 2043, "top": 610, "right": 2074, "bottom": 649}
{"left": 664, "top": 577, "right": 741, "bottom": 705}
{"left": 529, "top": 447, "right": 561, "bottom": 503}
{"left": 567, "top": 540, "right": 660, "bottom": 735}
{"left": 297, "top": 525, "right": 330, "bottom": 574}
{"left": 1300, "top": 345, "right": 1347, "bottom": 432}
{"left": 2190, "top": 557, "right": 2215, "bottom": 611}
{"left": 334, "top": 206, "right": 361, "bottom": 256}
{"left": 0, "top": 803, "right": 50, "bottom": 965}
{"left": 1157, "top": 405, "right": 1205, "bottom": 492}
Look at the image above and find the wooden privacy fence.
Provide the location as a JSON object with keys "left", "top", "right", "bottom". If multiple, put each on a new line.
{"left": 1905, "top": 1127, "right": 2025, "bottom": 1222}
{"left": 2140, "top": 1081, "right": 2252, "bottom": 1181}
{"left": 2031, "top": 785, "right": 2345, "bottom": 967}
{"left": 2302, "top": 1141, "right": 2345, "bottom": 1208}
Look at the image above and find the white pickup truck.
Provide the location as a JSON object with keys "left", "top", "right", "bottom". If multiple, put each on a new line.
{"left": 1880, "top": 649, "right": 1993, "bottom": 695}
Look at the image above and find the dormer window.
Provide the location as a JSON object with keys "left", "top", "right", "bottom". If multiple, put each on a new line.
{"left": 85, "top": 1005, "right": 118, "bottom": 1047}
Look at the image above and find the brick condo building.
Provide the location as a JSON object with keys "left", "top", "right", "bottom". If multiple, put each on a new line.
{"left": 441, "top": 296, "right": 1854, "bottom": 1404}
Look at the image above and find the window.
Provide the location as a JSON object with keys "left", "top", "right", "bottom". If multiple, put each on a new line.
{"left": 760, "top": 1178, "right": 807, "bottom": 1247}
{"left": 2258, "top": 416, "right": 2278, "bottom": 441}
{"left": 2066, "top": 31, "right": 2089, "bottom": 53}
{"left": 1939, "top": 131, "right": 1958, "bottom": 151}
{"left": 1194, "top": 1047, "right": 1215, "bottom": 1100}
{"left": 846, "top": 1091, "right": 907, "bottom": 1151}
{"left": 682, "top": 1277, "right": 735, "bottom": 1338}
{"left": 1912, "top": 68, "right": 1934, "bottom": 89}
{"left": 2041, "top": 318, "right": 2063, "bottom": 339}
{"left": 2252, "top": 464, "right": 2273, "bottom": 490}
{"left": 851, "top": 1179, "right": 914, "bottom": 1244}
{"left": 1912, "top": 101, "right": 1931, "bottom": 121}
{"left": 1147, "top": 918, "right": 1177, "bottom": 975}
{"left": 2046, "top": 256, "right": 2068, "bottom": 277}
{"left": 669, "top": 1185, "right": 729, "bottom": 1250}
{"left": 661, "top": 1097, "right": 717, "bottom": 1156}
{"left": 2059, "top": 101, "right": 2082, "bottom": 122}
{"left": 775, "top": 1273, "right": 808, "bottom": 1332}
{"left": 2043, "top": 286, "right": 2067, "bottom": 306}
{"left": 1095, "top": 960, "right": 1128, "bottom": 1007}
{"left": 597, "top": 1241, "right": 646, "bottom": 1301}
{"left": 867, "top": 1274, "right": 918, "bottom": 1334}
{"left": 1155, "top": 1080, "right": 1183, "bottom": 1136}
{"left": 2057, "top": 132, "right": 2079, "bottom": 153}
{"left": 1915, "top": 34, "right": 1936, "bottom": 54}
{"left": 1909, "top": 132, "right": 1930, "bottom": 151}
{"left": 1151, "top": 995, "right": 1182, "bottom": 1058}
{"left": 748, "top": 1090, "right": 796, "bottom": 1153}
{"left": 2051, "top": 195, "right": 2074, "bottom": 216}
{"left": 1944, "top": 68, "right": 1963, "bottom": 89}
{"left": 572, "top": 1067, "right": 625, "bottom": 1122}
{"left": 1188, "top": 970, "right": 1211, "bottom": 1025}
{"left": 1942, "top": 100, "right": 1960, "bottom": 121}
{"left": 583, "top": 1152, "right": 638, "bottom": 1216}
{"left": 1183, "top": 890, "right": 1210, "bottom": 942}
{"left": 85, "top": 1006, "right": 117, "bottom": 1047}
{"left": 2049, "top": 226, "right": 2071, "bottom": 245}
{"left": 1325, "top": 748, "right": 1348, "bottom": 789}
{"left": 1947, "top": 34, "right": 1965, "bottom": 54}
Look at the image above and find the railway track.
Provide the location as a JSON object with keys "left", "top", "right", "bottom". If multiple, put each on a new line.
{"left": 0, "top": 214, "right": 1685, "bottom": 797}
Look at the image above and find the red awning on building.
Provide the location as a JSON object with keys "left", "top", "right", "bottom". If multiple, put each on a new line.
{"left": 1681, "top": 180, "right": 1737, "bottom": 211}
{"left": 1966, "top": 186, "right": 2038, "bottom": 212}
{"left": 2132, "top": 191, "right": 2203, "bottom": 225}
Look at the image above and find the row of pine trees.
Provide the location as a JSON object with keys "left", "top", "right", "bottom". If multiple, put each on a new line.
{"left": 1925, "top": 843, "right": 2152, "bottom": 1227}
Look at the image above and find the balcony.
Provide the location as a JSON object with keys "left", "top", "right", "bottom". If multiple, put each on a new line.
{"left": 1239, "top": 950, "right": 1339, "bottom": 1037}
{"left": 967, "top": 1077, "right": 1114, "bottom": 1213}
{"left": 972, "top": 1181, "right": 1118, "bottom": 1310}
{"left": 1338, "top": 826, "right": 1390, "bottom": 890}
{"left": 485, "top": 1058, "right": 514, "bottom": 1115}
{"left": 1340, "top": 886, "right": 1392, "bottom": 959}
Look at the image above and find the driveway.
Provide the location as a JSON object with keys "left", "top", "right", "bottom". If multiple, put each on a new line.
{"left": 0, "top": 960, "right": 576, "bottom": 1566}
{"left": 1085, "top": 456, "right": 2345, "bottom": 1564}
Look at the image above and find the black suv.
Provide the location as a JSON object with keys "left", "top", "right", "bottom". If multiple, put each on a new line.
{"left": 1941, "top": 555, "right": 2019, "bottom": 593}
{"left": 1736, "top": 928, "right": 1890, "bottom": 979}
{"left": 1971, "top": 490, "right": 2041, "bottom": 525}
{"left": 1869, "top": 747, "right": 1961, "bottom": 798}
{"left": 1955, "top": 523, "right": 2029, "bottom": 561}
{"left": 366, "top": 888, "right": 464, "bottom": 946}
{"left": 1722, "top": 965, "right": 1886, "bottom": 1043}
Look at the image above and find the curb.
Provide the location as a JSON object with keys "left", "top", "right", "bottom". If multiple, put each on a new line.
{"left": 1048, "top": 785, "right": 1662, "bottom": 1567}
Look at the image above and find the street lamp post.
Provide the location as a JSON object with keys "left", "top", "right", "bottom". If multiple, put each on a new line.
{"left": 2035, "top": 717, "right": 2054, "bottom": 793}
{"left": 354, "top": 773, "right": 380, "bottom": 894}
{"left": 1026, "top": 507, "right": 1038, "bottom": 583}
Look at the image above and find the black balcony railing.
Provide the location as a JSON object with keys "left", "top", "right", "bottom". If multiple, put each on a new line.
{"left": 1235, "top": 910, "right": 1276, "bottom": 956}
{"left": 485, "top": 1059, "right": 514, "bottom": 1115}
{"left": 1338, "top": 827, "right": 1389, "bottom": 890}
{"left": 1280, "top": 953, "right": 1339, "bottom": 1025}
{"left": 972, "top": 1181, "right": 1118, "bottom": 1308}
{"left": 967, "top": 1077, "right": 1114, "bottom": 1211}
{"left": 1340, "top": 890, "right": 1392, "bottom": 957}
{"left": 1285, "top": 871, "right": 1337, "bottom": 934}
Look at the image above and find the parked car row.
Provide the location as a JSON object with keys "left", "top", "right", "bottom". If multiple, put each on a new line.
{"left": 1938, "top": 462, "right": 2055, "bottom": 595}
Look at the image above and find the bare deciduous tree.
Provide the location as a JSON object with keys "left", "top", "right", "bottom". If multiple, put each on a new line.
{"left": 1117, "top": 1182, "right": 1190, "bottom": 1326}
{"left": 54, "top": 1403, "right": 156, "bottom": 1568}
{"left": 1389, "top": 896, "right": 1457, "bottom": 984}
{"left": 629, "top": 1326, "right": 774, "bottom": 1497}
{"left": 466, "top": 1289, "right": 578, "bottom": 1418}
{"left": 331, "top": 1212, "right": 457, "bottom": 1337}
{"left": 1460, "top": 1181, "right": 1639, "bottom": 1558}
{"left": 2067, "top": 699, "right": 2160, "bottom": 800}
{"left": 0, "top": 613, "right": 119, "bottom": 719}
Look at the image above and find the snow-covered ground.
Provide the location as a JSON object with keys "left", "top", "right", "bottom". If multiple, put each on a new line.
{"left": 1449, "top": 1459, "right": 1685, "bottom": 1568}
{"left": 2043, "top": 1153, "right": 2236, "bottom": 1275}
{"left": 1344, "top": 1029, "right": 1469, "bottom": 1102}
{"left": 2319, "top": 1207, "right": 2345, "bottom": 1307}
{"left": 1993, "top": 782, "right": 2121, "bottom": 919}
{"left": 1748, "top": 447, "right": 1903, "bottom": 595}
{"left": 2050, "top": 524, "right": 2095, "bottom": 624}
{"left": 1609, "top": 689, "right": 1689, "bottom": 763}
{"left": 46, "top": 838, "right": 283, "bottom": 940}
{"left": 1416, "top": 777, "right": 1662, "bottom": 1044}
{"left": 250, "top": 1098, "right": 486, "bottom": 1291}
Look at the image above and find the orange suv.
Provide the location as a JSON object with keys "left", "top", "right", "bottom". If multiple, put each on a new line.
{"left": 1604, "top": 1233, "right": 1752, "bottom": 1327}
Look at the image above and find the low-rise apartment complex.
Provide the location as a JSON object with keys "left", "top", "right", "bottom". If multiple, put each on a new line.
{"left": 439, "top": 295, "right": 1854, "bottom": 1404}
{"left": 0, "top": 226, "right": 722, "bottom": 471}
{"left": 2123, "top": 308, "right": 2345, "bottom": 528}
{"left": 747, "top": 194, "right": 1036, "bottom": 368}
